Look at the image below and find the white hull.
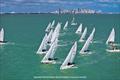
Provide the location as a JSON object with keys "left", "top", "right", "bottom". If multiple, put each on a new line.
{"left": 41, "top": 60, "right": 56, "bottom": 64}
{"left": 79, "top": 39, "right": 85, "bottom": 42}
{"left": 80, "top": 50, "right": 93, "bottom": 55}
{"left": 36, "top": 51, "right": 47, "bottom": 55}
{"left": 0, "top": 42, "right": 6, "bottom": 45}
{"left": 60, "top": 64, "right": 74, "bottom": 70}
{"left": 106, "top": 49, "right": 120, "bottom": 52}
{"left": 71, "top": 23, "right": 77, "bottom": 25}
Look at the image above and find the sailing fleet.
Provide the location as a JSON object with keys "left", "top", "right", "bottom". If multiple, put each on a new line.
{"left": 0, "top": 18, "right": 120, "bottom": 70}
{"left": 35, "top": 19, "right": 120, "bottom": 70}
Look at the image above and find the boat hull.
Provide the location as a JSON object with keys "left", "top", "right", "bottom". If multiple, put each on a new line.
{"left": 71, "top": 23, "right": 77, "bottom": 25}
{"left": 60, "top": 65, "right": 74, "bottom": 70}
{"left": 36, "top": 51, "right": 47, "bottom": 55}
{"left": 0, "top": 41, "right": 7, "bottom": 45}
{"left": 41, "top": 60, "right": 56, "bottom": 64}
{"left": 79, "top": 39, "right": 85, "bottom": 42}
{"left": 106, "top": 49, "right": 120, "bottom": 52}
{"left": 80, "top": 50, "right": 92, "bottom": 55}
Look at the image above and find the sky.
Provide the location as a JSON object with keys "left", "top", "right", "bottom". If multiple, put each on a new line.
{"left": 0, "top": 0, "right": 120, "bottom": 13}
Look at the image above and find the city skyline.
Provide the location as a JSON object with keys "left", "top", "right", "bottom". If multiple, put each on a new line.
{"left": 0, "top": 0, "right": 120, "bottom": 13}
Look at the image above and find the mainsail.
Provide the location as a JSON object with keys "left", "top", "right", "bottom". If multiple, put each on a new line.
{"left": 37, "top": 34, "right": 48, "bottom": 54}
{"left": 75, "top": 23, "right": 82, "bottom": 34}
{"left": 63, "top": 21, "right": 68, "bottom": 30}
{"left": 60, "top": 42, "right": 77, "bottom": 70}
{"left": 0, "top": 28, "right": 4, "bottom": 42}
{"left": 79, "top": 27, "right": 87, "bottom": 42}
{"left": 71, "top": 17, "right": 77, "bottom": 25}
{"left": 51, "top": 20, "right": 55, "bottom": 28}
{"left": 50, "top": 22, "right": 61, "bottom": 44}
{"left": 45, "top": 22, "right": 51, "bottom": 32}
{"left": 80, "top": 28, "right": 95, "bottom": 54}
{"left": 46, "top": 29, "right": 53, "bottom": 43}
{"left": 106, "top": 28, "right": 115, "bottom": 44}
{"left": 41, "top": 38, "right": 58, "bottom": 63}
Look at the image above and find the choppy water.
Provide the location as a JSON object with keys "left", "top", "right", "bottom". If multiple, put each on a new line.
{"left": 0, "top": 14, "right": 120, "bottom": 80}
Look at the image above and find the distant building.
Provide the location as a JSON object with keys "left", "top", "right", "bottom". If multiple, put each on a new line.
{"left": 51, "top": 8, "right": 102, "bottom": 14}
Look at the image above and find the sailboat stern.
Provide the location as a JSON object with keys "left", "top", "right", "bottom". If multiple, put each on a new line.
{"left": 41, "top": 59, "right": 56, "bottom": 64}
{"left": 60, "top": 64, "right": 74, "bottom": 70}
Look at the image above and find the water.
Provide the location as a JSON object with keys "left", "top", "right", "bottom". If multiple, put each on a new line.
{"left": 0, "top": 14, "right": 120, "bottom": 80}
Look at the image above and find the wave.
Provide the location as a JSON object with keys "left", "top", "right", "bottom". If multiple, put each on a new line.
{"left": 93, "top": 40, "right": 103, "bottom": 44}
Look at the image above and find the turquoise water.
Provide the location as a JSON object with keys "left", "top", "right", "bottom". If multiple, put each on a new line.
{"left": 0, "top": 14, "right": 120, "bottom": 80}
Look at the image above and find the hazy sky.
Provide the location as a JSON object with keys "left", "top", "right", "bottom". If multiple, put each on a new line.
{"left": 0, "top": 0, "right": 120, "bottom": 13}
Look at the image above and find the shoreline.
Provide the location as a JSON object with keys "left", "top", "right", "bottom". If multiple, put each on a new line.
{"left": 0, "top": 12, "right": 120, "bottom": 15}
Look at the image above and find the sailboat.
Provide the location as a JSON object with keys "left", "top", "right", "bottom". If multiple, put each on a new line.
{"left": 71, "top": 17, "right": 77, "bottom": 25}
{"left": 106, "top": 28, "right": 120, "bottom": 52}
{"left": 41, "top": 38, "right": 58, "bottom": 64}
{"left": 46, "top": 29, "right": 53, "bottom": 44}
{"left": 45, "top": 22, "right": 52, "bottom": 32}
{"left": 60, "top": 42, "right": 77, "bottom": 70}
{"left": 0, "top": 28, "right": 6, "bottom": 44}
{"left": 36, "top": 34, "right": 48, "bottom": 54}
{"left": 80, "top": 28, "right": 95, "bottom": 54}
{"left": 50, "top": 22, "right": 61, "bottom": 45}
{"left": 79, "top": 27, "right": 87, "bottom": 42}
{"left": 75, "top": 23, "right": 82, "bottom": 34}
{"left": 106, "top": 28, "right": 115, "bottom": 45}
{"left": 51, "top": 20, "right": 55, "bottom": 28}
{"left": 106, "top": 45, "right": 120, "bottom": 52}
{"left": 63, "top": 21, "right": 68, "bottom": 30}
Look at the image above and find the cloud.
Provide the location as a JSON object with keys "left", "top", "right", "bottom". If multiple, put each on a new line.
{"left": 1, "top": 0, "right": 120, "bottom": 13}
{"left": 96, "top": 0, "right": 120, "bottom": 3}
{"left": 0, "top": 3, "right": 6, "bottom": 7}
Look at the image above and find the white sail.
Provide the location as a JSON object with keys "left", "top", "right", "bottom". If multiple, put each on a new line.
{"left": 71, "top": 17, "right": 77, "bottom": 25}
{"left": 63, "top": 21, "right": 68, "bottom": 30}
{"left": 79, "top": 27, "right": 87, "bottom": 42}
{"left": 50, "top": 22, "right": 61, "bottom": 44}
{"left": 37, "top": 34, "right": 48, "bottom": 54}
{"left": 80, "top": 28, "right": 95, "bottom": 54}
{"left": 75, "top": 23, "right": 82, "bottom": 34}
{"left": 41, "top": 39, "right": 58, "bottom": 64}
{"left": 51, "top": 20, "right": 55, "bottom": 28}
{"left": 0, "top": 28, "right": 4, "bottom": 42}
{"left": 45, "top": 22, "right": 52, "bottom": 32}
{"left": 106, "top": 28, "right": 115, "bottom": 44}
{"left": 46, "top": 29, "right": 53, "bottom": 43}
{"left": 60, "top": 42, "right": 77, "bottom": 70}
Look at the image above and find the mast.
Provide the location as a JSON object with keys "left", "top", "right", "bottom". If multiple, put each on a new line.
{"left": 75, "top": 23, "right": 82, "bottom": 34}
{"left": 63, "top": 21, "right": 68, "bottom": 30}
{"left": 60, "top": 42, "right": 77, "bottom": 69}
{"left": 45, "top": 22, "right": 51, "bottom": 32}
{"left": 41, "top": 38, "right": 58, "bottom": 63}
{"left": 80, "top": 28, "right": 95, "bottom": 54}
{"left": 46, "top": 29, "right": 53, "bottom": 43}
{"left": 37, "top": 34, "right": 48, "bottom": 54}
{"left": 50, "top": 22, "right": 61, "bottom": 44}
{"left": 0, "top": 28, "right": 4, "bottom": 42}
{"left": 106, "top": 28, "right": 115, "bottom": 44}
{"left": 79, "top": 27, "right": 87, "bottom": 42}
{"left": 51, "top": 20, "right": 55, "bottom": 28}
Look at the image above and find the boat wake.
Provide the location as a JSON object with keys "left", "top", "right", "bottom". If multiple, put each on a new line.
{"left": 55, "top": 61, "right": 62, "bottom": 64}
{"left": 60, "top": 32, "right": 67, "bottom": 36}
{"left": 0, "top": 41, "right": 15, "bottom": 46}
{"left": 79, "top": 51, "right": 113, "bottom": 67}
{"left": 80, "top": 51, "right": 96, "bottom": 56}
{"left": 71, "top": 66, "right": 78, "bottom": 69}
{"left": 58, "top": 40, "right": 74, "bottom": 47}
{"left": 93, "top": 40, "right": 103, "bottom": 44}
